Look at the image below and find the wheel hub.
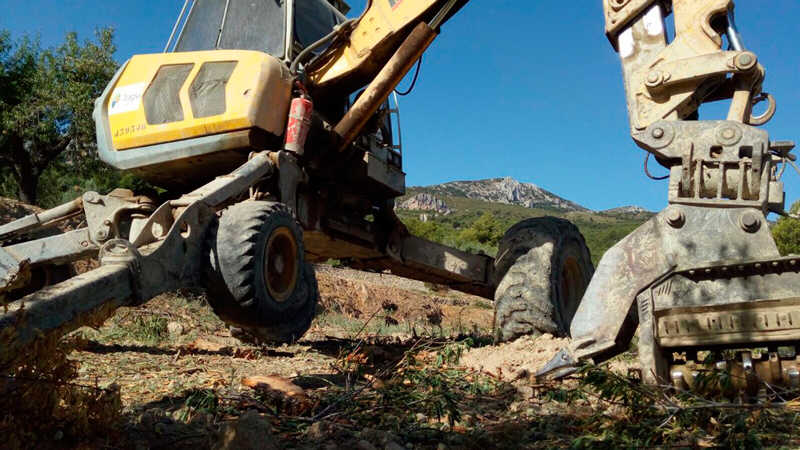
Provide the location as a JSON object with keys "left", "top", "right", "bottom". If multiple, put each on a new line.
{"left": 264, "top": 226, "right": 299, "bottom": 302}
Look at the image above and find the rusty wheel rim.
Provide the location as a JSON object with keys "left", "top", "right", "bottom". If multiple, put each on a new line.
{"left": 264, "top": 226, "right": 299, "bottom": 303}
{"left": 559, "top": 255, "right": 585, "bottom": 330}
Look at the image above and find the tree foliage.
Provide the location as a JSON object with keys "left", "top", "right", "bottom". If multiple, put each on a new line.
{"left": 398, "top": 196, "right": 649, "bottom": 265}
{"left": 457, "top": 212, "right": 504, "bottom": 247}
{"left": 772, "top": 200, "right": 800, "bottom": 256}
{"left": 0, "top": 28, "right": 117, "bottom": 204}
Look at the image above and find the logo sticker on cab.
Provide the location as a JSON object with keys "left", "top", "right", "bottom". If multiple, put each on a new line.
{"left": 109, "top": 82, "right": 147, "bottom": 116}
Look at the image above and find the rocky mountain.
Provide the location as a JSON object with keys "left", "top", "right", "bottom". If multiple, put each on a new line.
{"left": 408, "top": 177, "right": 589, "bottom": 212}
{"left": 397, "top": 193, "right": 452, "bottom": 215}
{"left": 600, "top": 206, "right": 652, "bottom": 216}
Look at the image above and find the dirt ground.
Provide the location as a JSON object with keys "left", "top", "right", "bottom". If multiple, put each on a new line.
{"left": 56, "top": 269, "right": 515, "bottom": 449}
{"left": 4, "top": 197, "right": 800, "bottom": 449}
{"left": 68, "top": 267, "right": 497, "bottom": 410}
{"left": 314, "top": 265, "right": 494, "bottom": 337}
{"left": 460, "top": 334, "right": 570, "bottom": 381}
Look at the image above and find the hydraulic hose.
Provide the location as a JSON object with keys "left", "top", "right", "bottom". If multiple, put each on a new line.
{"left": 289, "top": 18, "right": 357, "bottom": 75}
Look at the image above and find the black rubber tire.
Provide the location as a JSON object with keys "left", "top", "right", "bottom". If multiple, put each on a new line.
{"left": 492, "top": 217, "right": 594, "bottom": 343}
{"left": 205, "top": 201, "right": 318, "bottom": 345}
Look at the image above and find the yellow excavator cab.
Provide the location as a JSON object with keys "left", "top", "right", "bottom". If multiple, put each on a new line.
{"left": 94, "top": 0, "right": 348, "bottom": 188}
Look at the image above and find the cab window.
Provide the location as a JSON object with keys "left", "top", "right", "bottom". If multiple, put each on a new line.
{"left": 294, "top": 0, "right": 341, "bottom": 49}
{"left": 176, "top": 0, "right": 286, "bottom": 57}
{"left": 219, "top": 0, "right": 285, "bottom": 56}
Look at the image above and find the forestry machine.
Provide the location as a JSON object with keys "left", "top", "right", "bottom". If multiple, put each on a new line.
{"left": 0, "top": 0, "right": 796, "bottom": 397}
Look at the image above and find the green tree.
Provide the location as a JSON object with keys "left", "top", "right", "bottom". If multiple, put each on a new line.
{"left": 773, "top": 201, "right": 800, "bottom": 256}
{"left": 0, "top": 29, "right": 117, "bottom": 204}
{"left": 458, "top": 212, "right": 503, "bottom": 246}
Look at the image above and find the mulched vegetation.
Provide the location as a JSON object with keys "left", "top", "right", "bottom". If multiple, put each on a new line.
{"left": 3, "top": 287, "right": 800, "bottom": 448}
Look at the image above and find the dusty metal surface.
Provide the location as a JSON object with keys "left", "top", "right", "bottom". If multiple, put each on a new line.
{"left": 5, "top": 229, "right": 97, "bottom": 267}
{"left": 604, "top": 0, "right": 668, "bottom": 47}
{"left": 616, "top": 0, "right": 765, "bottom": 132}
{"left": 384, "top": 233, "right": 493, "bottom": 298}
{"left": 540, "top": 0, "right": 798, "bottom": 387}
{"left": 0, "top": 265, "right": 132, "bottom": 369}
{"left": 0, "top": 249, "right": 29, "bottom": 298}
{"left": 566, "top": 205, "right": 784, "bottom": 365}
{"left": 655, "top": 296, "right": 800, "bottom": 348}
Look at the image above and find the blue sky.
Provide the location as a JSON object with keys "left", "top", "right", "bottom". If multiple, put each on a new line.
{"left": 1, "top": 0, "right": 798, "bottom": 212}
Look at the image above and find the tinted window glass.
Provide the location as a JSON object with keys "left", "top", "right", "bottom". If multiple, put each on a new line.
{"left": 219, "top": 0, "right": 285, "bottom": 56}
{"left": 294, "top": 0, "right": 338, "bottom": 48}
{"left": 144, "top": 64, "right": 195, "bottom": 125}
{"left": 176, "top": 0, "right": 285, "bottom": 56}
{"left": 189, "top": 61, "right": 238, "bottom": 118}
{"left": 175, "top": 0, "right": 226, "bottom": 52}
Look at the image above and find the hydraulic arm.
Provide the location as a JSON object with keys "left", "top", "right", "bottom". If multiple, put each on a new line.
{"left": 541, "top": 0, "right": 800, "bottom": 391}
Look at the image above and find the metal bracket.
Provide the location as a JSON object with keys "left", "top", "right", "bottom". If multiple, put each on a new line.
{"left": 634, "top": 120, "right": 780, "bottom": 210}
{"left": 83, "top": 189, "right": 155, "bottom": 245}
{"left": 278, "top": 151, "right": 307, "bottom": 216}
{"left": 99, "top": 239, "right": 144, "bottom": 303}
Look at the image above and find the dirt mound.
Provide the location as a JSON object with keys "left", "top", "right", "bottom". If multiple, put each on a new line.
{"left": 314, "top": 264, "right": 431, "bottom": 292}
{"left": 315, "top": 266, "right": 493, "bottom": 333}
{"left": 459, "top": 333, "right": 570, "bottom": 380}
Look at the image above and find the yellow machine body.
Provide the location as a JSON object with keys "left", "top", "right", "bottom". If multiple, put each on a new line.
{"left": 95, "top": 50, "right": 293, "bottom": 187}
{"left": 309, "top": 0, "right": 446, "bottom": 93}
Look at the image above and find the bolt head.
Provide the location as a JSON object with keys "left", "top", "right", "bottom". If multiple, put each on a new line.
{"left": 740, "top": 211, "right": 761, "bottom": 232}
{"left": 84, "top": 192, "right": 99, "bottom": 204}
{"left": 646, "top": 71, "right": 662, "bottom": 85}
{"left": 652, "top": 127, "right": 665, "bottom": 139}
{"left": 665, "top": 206, "right": 685, "bottom": 228}
{"left": 736, "top": 53, "right": 756, "bottom": 69}
{"left": 716, "top": 125, "right": 742, "bottom": 146}
{"left": 611, "top": 0, "right": 629, "bottom": 10}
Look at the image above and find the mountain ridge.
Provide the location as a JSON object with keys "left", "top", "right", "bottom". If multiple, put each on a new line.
{"left": 401, "top": 177, "right": 650, "bottom": 214}
{"left": 394, "top": 178, "right": 654, "bottom": 266}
